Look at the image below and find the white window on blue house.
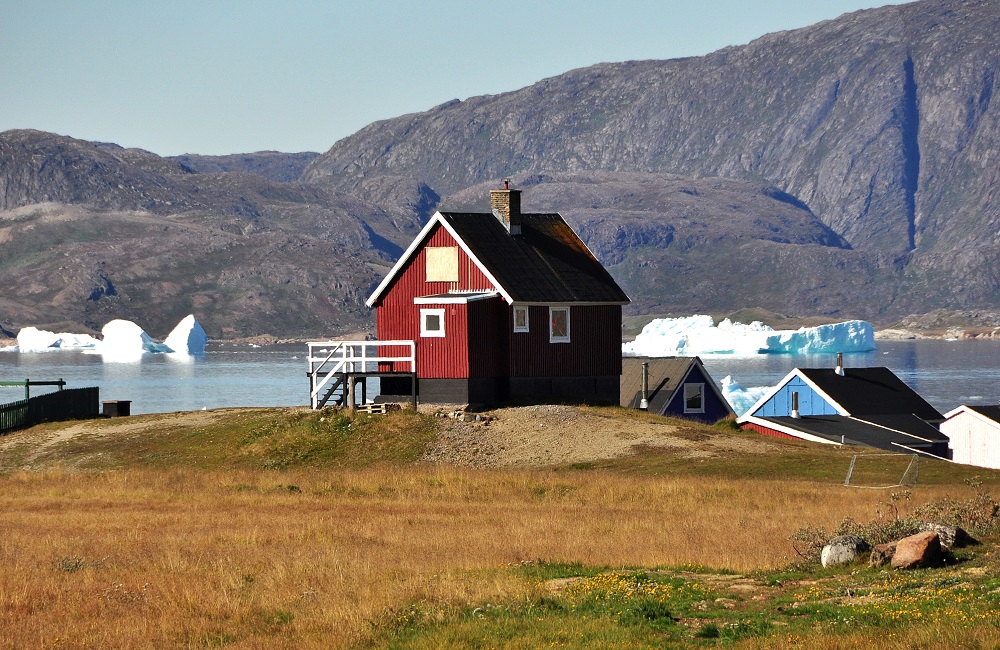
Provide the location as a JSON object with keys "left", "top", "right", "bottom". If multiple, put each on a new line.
{"left": 420, "top": 308, "right": 445, "bottom": 337}
{"left": 549, "top": 306, "right": 570, "bottom": 343}
{"left": 513, "top": 306, "right": 529, "bottom": 333}
{"left": 684, "top": 383, "right": 705, "bottom": 414}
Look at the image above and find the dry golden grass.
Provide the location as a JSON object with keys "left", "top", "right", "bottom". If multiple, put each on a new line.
{"left": 0, "top": 465, "right": 981, "bottom": 649}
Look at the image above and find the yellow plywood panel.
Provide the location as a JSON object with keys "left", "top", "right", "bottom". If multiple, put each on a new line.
{"left": 426, "top": 246, "right": 458, "bottom": 282}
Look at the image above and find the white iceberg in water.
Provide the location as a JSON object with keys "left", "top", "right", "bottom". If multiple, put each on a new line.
{"left": 163, "top": 314, "right": 208, "bottom": 355}
{"left": 762, "top": 320, "right": 875, "bottom": 354}
{"left": 15, "top": 327, "right": 100, "bottom": 351}
{"left": 97, "top": 319, "right": 172, "bottom": 359}
{"left": 720, "top": 375, "right": 772, "bottom": 417}
{"left": 623, "top": 315, "right": 875, "bottom": 357}
{"left": 12, "top": 315, "right": 208, "bottom": 358}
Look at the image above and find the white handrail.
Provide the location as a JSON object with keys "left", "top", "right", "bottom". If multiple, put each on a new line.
{"left": 306, "top": 340, "right": 416, "bottom": 409}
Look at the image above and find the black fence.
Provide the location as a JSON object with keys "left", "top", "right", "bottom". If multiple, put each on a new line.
{"left": 0, "top": 387, "right": 100, "bottom": 435}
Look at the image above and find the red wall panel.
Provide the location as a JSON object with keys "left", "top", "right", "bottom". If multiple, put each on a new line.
{"left": 375, "top": 223, "right": 489, "bottom": 379}
{"left": 509, "top": 305, "right": 622, "bottom": 378}
{"left": 740, "top": 422, "right": 799, "bottom": 440}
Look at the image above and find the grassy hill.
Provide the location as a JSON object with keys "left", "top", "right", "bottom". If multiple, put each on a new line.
{"left": 2, "top": 406, "right": 1000, "bottom": 648}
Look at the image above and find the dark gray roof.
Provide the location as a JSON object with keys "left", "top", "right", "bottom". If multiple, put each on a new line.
{"left": 440, "top": 212, "right": 630, "bottom": 304}
{"left": 798, "top": 367, "right": 944, "bottom": 421}
{"left": 965, "top": 405, "right": 1000, "bottom": 423}
{"left": 620, "top": 357, "right": 698, "bottom": 411}
{"left": 760, "top": 414, "right": 948, "bottom": 454}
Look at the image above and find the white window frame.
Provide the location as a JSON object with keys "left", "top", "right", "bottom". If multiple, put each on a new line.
{"left": 513, "top": 306, "right": 530, "bottom": 333}
{"left": 420, "top": 308, "right": 446, "bottom": 338}
{"left": 549, "top": 306, "right": 570, "bottom": 343}
{"left": 684, "top": 383, "right": 705, "bottom": 414}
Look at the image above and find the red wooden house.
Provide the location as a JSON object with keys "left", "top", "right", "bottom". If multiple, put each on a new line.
{"left": 366, "top": 184, "right": 630, "bottom": 405}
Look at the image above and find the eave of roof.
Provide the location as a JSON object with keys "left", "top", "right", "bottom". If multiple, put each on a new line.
{"left": 747, "top": 414, "right": 946, "bottom": 452}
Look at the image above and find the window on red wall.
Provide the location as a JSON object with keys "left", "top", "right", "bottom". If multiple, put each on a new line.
{"left": 549, "top": 306, "right": 570, "bottom": 343}
{"left": 420, "top": 308, "right": 445, "bottom": 337}
{"left": 513, "top": 306, "right": 529, "bottom": 333}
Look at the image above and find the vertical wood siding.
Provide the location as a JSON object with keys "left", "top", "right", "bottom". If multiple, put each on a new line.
{"left": 468, "top": 297, "right": 508, "bottom": 378}
{"left": 941, "top": 412, "right": 1000, "bottom": 469}
{"left": 740, "top": 421, "right": 799, "bottom": 440}
{"left": 375, "top": 223, "right": 490, "bottom": 379}
{"left": 375, "top": 221, "right": 624, "bottom": 384}
{"left": 753, "top": 376, "right": 838, "bottom": 417}
{"left": 509, "top": 305, "right": 621, "bottom": 378}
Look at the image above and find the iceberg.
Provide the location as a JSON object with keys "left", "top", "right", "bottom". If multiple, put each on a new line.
{"left": 11, "top": 315, "right": 208, "bottom": 359}
{"left": 96, "top": 319, "right": 172, "bottom": 360}
{"left": 163, "top": 314, "right": 208, "bottom": 355}
{"left": 623, "top": 315, "right": 875, "bottom": 357}
{"left": 720, "top": 375, "right": 771, "bottom": 417}
{"left": 15, "top": 327, "right": 100, "bottom": 351}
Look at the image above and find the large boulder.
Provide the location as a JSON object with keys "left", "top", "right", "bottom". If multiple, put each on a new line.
{"left": 821, "top": 535, "right": 870, "bottom": 567}
{"left": 891, "top": 531, "right": 944, "bottom": 569}
{"left": 870, "top": 542, "right": 897, "bottom": 568}
{"left": 919, "top": 522, "right": 974, "bottom": 551}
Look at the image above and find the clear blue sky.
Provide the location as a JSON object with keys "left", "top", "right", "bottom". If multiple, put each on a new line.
{"left": 1, "top": 1, "right": 910, "bottom": 157}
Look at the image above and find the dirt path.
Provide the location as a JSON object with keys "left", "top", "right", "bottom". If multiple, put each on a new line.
{"left": 421, "top": 404, "right": 778, "bottom": 468}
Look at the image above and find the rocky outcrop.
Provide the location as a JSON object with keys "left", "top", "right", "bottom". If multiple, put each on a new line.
{"left": 170, "top": 151, "right": 319, "bottom": 183}
{"left": 0, "top": 131, "right": 415, "bottom": 339}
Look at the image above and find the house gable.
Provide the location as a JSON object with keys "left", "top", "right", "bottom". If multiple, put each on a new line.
{"left": 661, "top": 361, "right": 735, "bottom": 422}
{"left": 367, "top": 212, "right": 510, "bottom": 308}
{"left": 620, "top": 356, "right": 733, "bottom": 422}
{"left": 749, "top": 371, "right": 843, "bottom": 418}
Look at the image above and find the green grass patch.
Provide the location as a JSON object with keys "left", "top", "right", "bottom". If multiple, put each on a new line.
{"left": 369, "top": 558, "right": 1000, "bottom": 648}
{"left": 8, "top": 408, "right": 438, "bottom": 472}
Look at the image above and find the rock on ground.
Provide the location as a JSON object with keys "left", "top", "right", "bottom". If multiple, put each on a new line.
{"left": 891, "top": 531, "right": 944, "bottom": 569}
{"left": 821, "top": 535, "right": 870, "bottom": 567}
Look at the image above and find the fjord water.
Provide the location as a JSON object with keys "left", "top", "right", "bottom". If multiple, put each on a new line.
{"left": 1, "top": 340, "right": 998, "bottom": 415}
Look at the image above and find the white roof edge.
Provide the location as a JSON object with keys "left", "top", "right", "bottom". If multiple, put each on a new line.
{"left": 365, "top": 212, "right": 513, "bottom": 307}
{"left": 687, "top": 357, "right": 736, "bottom": 417}
{"left": 848, "top": 416, "right": 938, "bottom": 443}
{"left": 737, "top": 368, "right": 800, "bottom": 421}
{"left": 943, "top": 405, "right": 967, "bottom": 419}
{"left": 736, "top": 367, "right": 850, "bottom": 421}
{"left": 740, "top": 415, "right": 841, "bottom": 446}
{"left": 942, "top": 404, "right": 1000, "bottom": 427}
{"left": 366, "top": 212, "right": 444, "bottom": 308}
{"left": 891, "top": 442, "right": 955, "bottom": 460}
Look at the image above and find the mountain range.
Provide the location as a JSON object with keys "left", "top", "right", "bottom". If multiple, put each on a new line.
{"left": 2, "top": 0, "right": 999, "bottom": 339}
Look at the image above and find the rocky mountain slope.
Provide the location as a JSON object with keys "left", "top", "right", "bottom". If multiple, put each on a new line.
{"left": 301, "top": 0, "right": 1000, "bottom": 321}
{"left": 0, "top": 131, "right": 414, "bottom": 338}
{"left": 4, "top": 0, "right": 1000, "bottom": 337}
{"left": 170, "top": 151, "right": 319, "bottom": 183}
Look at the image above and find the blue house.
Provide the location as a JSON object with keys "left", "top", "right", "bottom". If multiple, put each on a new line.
{"left": 621, "top": 357, "right": 734, "bottom": 423}
{"left": 737, "top": 364, "right": 949, "bottom": 457}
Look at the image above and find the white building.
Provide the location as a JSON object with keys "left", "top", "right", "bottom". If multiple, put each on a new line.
{"left": 940, "top": 405, "right": 1000, "bottom": 469}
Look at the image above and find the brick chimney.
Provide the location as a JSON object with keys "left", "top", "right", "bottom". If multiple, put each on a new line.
{"left": 490, "top": 179, "right": 522, "bottom": 235}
